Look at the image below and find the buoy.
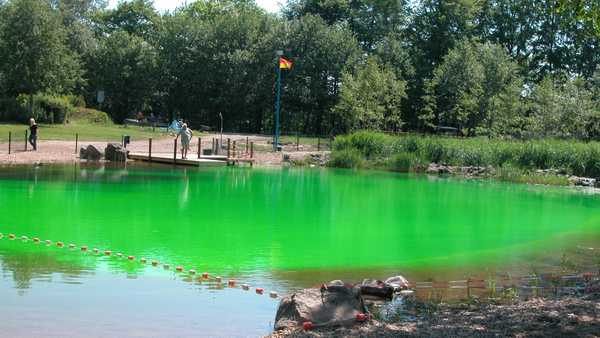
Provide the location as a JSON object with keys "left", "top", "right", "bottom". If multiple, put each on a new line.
{"left": 163, "top": 264, "right": 170, "bottom": 269}
{"left": 202, "top": 272, "right": 209, "bottom": 279}
{"left": 9, "top": 234, "right": 16, "bottom": 239}
{"left": 140, "top": 258, "right": 147, "bottom": 264}
{"left": 128, "top": 255, "right": 135, "bottom": 261}
{"left": 302, "top": 321, "right": 314, "bottom": 331}
{"left": 270, "top": 291, "right": 278, "bottom": 298}
{"left": 151, "top": 260, "right": 159, "bottom": 266}
{"left": 175, "top": 266, "right": 184, "bottom": 272}
{"left": 104, "top": 250, "right": 112, "bottom": 256}
{"left": 356, "top": 313, "right": 368, "bottom": 322}
{"left": 242, "top": 284, "right": 250, "bottom": 290}
{"left": 68, "top": 244, "right": 76, "bottom": 249}
{"left": 215, "top": 276, "right": 222, "bottom": 283}
{"left": 33, "top": 237, "right": 40, "bottom": 242}
{"left": 81, "top": 246, "right": 88, "bottom": 251}
{"left": 228, "top": 280, "right": 236, "bottom": 287}
{"left": 93, "top": 248, "right": 99, "bottom": 254}
{"left": 56, "top": 242, "right": 64, "bottom": 247}
{"left": 45, "top": 240, "right": 52, "bottom": 245}
{"left": 189, "top": 269, "right": 196, "bottom": 275}
{"left": 256, "top": 288, "right": 264, "bottom": 295}
{"left": 21, "top": 235, "right": 28, "bottom": 241}
{"left": 116, "top": 253, "right": 123, "bottom": 258}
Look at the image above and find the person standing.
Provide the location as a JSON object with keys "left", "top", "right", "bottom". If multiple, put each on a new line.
{"left": 29, "top": 118, "right": 38, "bottom": 151}
{"left": 176, "top": 123, "right": 192, "bottom": 159}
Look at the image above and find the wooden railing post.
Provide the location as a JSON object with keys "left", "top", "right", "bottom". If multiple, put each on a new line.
{"left": 8, "top": 131, "right": 11, "bottom": 154}
{"left": 296, "top": 133, "right": 299, "bottom": 151}
{"left": 227, "top": 138, "right": 231, "bottom": 159}
{"left": 233, "top": 140, "right": 237, "bottom": 159}
{"left": 25, "top": 129, "right": 28, "bottom": 151}
{"left": 198, "top": 137, "right": 201, "bottom": 159}
{"left": 75, "top": 133, "right": 78, "bottom": 154}
{"left": 173, "top": 138, "right": 177, "bottom": 164}
{"left": 250, "top": 142, "right": 254, "bottom": 159}
{"left": 149, "top": 138, "right": 152, "bottom": 160}
{"left": 246, "top": 136, "right": 249, "bottom": 155}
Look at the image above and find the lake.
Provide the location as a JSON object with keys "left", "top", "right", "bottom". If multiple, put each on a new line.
{"left": 1, "top": 164, "right": 599, "bottom": 337}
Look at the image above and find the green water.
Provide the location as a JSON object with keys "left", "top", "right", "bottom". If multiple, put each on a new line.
{"left": 1, "top": 165, "right": 600, "bottom": 337}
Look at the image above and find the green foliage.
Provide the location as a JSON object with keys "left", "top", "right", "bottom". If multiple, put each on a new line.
{"left": 0, "top": 0, "right": 83, "bottom": 97}
{"left": 331, "top": 131, "right": 600, "bottom": 179}
{"left": 15, "top": 94, "right": 75, "bottom": 124}
{"left": 388, "top": 153, "right": 420, "bottom": 172}
{"left": 328, "top": 148, "right": 364, "bottom": 169}
{"left": 332, "top": 58, "right": 406, "bottom": 133}
{"left": 69, "top": 107, "right": 112, "bottom": 124}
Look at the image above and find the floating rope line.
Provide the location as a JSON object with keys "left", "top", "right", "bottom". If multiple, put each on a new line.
{"left": 0, "top": 232, "right": 282, "bottom": 301}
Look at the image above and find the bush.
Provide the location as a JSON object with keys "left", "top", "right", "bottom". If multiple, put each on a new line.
{"left": 334, "top": 131, "right": 390, "bottom": 159}
{"left": 15, "top": 94, "right": 75, "bottom": 124}
{"left": 388, "top": 153, "right": 420, "bottom": 172}
{"left": 328, "top": 148, "right": 364, "bottom": 168}
{"left": 69, "top": 108, "right": 112, "bottom": 124}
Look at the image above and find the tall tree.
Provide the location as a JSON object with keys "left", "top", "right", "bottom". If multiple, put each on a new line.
{"left": 0, "top": 0, "right": 83, "bottom": 101}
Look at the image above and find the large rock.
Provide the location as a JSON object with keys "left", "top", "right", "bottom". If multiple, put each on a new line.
{"left": 360, "top": 279, "right": 395, "bottom": 299}
{"left": 105, "top": 143, "right": 128, "bottom": 162}
{"left": 84, "top": 145, "right": 102, "bottom": 161}
{"left": 274, "top": 285, "right": 367, "bottom": 330}
{"left": 79, "top": 146, "right": 87, "bottom": 159}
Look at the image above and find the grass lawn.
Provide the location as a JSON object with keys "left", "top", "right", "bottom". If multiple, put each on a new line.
{"left": 0, "top": 122, "right": 172, "bottom": 142}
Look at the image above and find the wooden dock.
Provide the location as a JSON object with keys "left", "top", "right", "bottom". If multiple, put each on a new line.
{"left": 128, "top": 153, "right": 256, "bottom": 166}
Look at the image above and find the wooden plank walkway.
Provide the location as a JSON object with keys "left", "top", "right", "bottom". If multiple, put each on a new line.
{"left": 129, "top": 152, "right": 228, "bottom": 166}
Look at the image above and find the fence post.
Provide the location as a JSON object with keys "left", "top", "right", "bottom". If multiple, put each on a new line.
{"left": 233, "top": 140, "right": 237, "bottom": 158}
{"left": 317, "top": 137, "right": 320, "bottom": 151}
{"left": 8, "top": 132, "right": 11, "bottom": 154}
{"left": 246, "top": 137, "right": 249, "bottom": 155}
{"left": 227, "top": 138, "right": 231, "bottom": 159}
{"left": 296, "top": 133, "right": 299, "bottom": 151}
{"left": 173, "top": 138, "right": 177, "bottom": 164}
{"left": 198, "top": 137, "right": 201, "bottom": 159}
{"left": 250, "top": 142, "right": 254, "bottom": 159}
{"left": 25, "top": 129, "right": 28, "bottom": 151}
{"left": 75, "top": 133, "right": 78, "bottom": 154}
{"left": 149, "top": 138, "right": 152, "bottom": 161}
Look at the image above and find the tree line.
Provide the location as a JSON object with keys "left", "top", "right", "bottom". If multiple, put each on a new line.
{"left": 0, "top": 0, "right": 599, "bottom": 139}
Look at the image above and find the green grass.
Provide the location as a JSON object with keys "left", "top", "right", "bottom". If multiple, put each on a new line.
{"left": 279, "top": 134, "right": 331, "bottom": 148}
{"left": 331, "top": 131, "right": 600, "bottom": 183}
{"left": 0, "top": 121, "right": 172, "bottom": 142}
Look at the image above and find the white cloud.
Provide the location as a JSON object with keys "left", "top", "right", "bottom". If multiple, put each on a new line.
{"left": 108, "top": 0, "right": 284, "bottom": 13}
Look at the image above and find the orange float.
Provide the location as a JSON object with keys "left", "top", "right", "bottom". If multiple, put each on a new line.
{"left": 356, "top": 313, "right": 368, "bottom": 322}
{"left": 56, "top": 242, "right": 64, "bottom": 247}
{"left": 202, "top": 272, "right": 209, "bottom": 279}
{"left": 228, "top": 280, "right": 236, "bottom": 287}
{"left": 128, "top": 255, "right": 135, "bottom": 260}
{"left": 8, "top": 234, "right": 16, "bottom": 239}
{"left": 302, "top": 322, "right": 314, "bottom": 331}
{"left": 176, "top": 266, "right": 183, "bottom": 272}
{"left": 255, "top": 288, "right": 264, "bottom": 295}
{"left": 104, "top": 250, "right": 112, "bottom": 256}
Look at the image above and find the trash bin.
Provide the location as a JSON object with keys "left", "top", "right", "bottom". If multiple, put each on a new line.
{"left": 123, "top": 135, "right": 131, "bottom": 147}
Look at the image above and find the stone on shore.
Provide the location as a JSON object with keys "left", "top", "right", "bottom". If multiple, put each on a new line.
{"left": 105, "top": 143, "right": 129, "bottom": 162}
{"left": 274, "top": 284, "right": 367, "bottom": 331}
{"left": 82, "top": 145, "right": 102, "bottom": 161}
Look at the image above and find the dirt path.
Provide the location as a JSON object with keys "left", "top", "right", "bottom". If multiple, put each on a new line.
{"left": 0, "top": 133, "right": 326, "bottom": 166}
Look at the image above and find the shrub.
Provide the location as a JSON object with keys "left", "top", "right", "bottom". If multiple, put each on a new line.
{"left": 388, "top": 153, "right": 420, "bottom": 172}
{"left": 328, "top": 148, "right": 364, "bottom": 168}
{"left": 69, "top": 108, "right": 112, "bottom": 124}
{"left": 15, "top": 94, "right": 75, "bottom": 124}
{"left": 334, "top": 131, "right": 390, "bottom": 159}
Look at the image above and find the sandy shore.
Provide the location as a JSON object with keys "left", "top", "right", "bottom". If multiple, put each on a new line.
{"left": 0, "top": 133, "right": 329, "bottom": 166}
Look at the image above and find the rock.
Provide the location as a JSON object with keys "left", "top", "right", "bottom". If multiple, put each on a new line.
{"left": 426, "top": 163, "right": 453, "bottom": 174}
{"left": 360, "top": 279, "right": 395, "bottom": 300}
{"left": 79, "top": 146, "right": 88, "bottom": 159}
{"left": 84, "top": 145, "right": 102, "bottom": 161}
{"left": 274, "top": 286, "right": 367, "bottom": 331}
{"left": 105, "top": 143, "right": 128, "bottom": 162}
{"left": 385, "top": 275, "right": 410, "bottom": 291}
{"left": 568, "top": 176, "right": 596, "bottom": 187}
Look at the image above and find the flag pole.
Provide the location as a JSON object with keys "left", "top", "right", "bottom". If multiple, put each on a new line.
{"left": 274, "top": 50, "right": 283, "bottom": 151}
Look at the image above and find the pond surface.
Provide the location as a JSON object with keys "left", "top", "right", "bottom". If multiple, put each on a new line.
{"left": 1, "top": 164, "right": 600, "bottom": 337}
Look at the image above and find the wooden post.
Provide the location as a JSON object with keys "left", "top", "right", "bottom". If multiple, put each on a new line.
{"left": 198, "top": 137, "right": 201, "bottom": 159}
{"left": 250, "top": 142, "right": 254, "bottom": 159}
{"left": 149, "top": 138, "right": 152, "bottom": 160}
{"left": 233, "top": 140, "right": 237, "bottom": 159}
{"left": 8, "top": 131, "right": 11, "bottom": 154}
{"left": 121, "top": 135, "right": 124, "bottom": 147}
{"left": 75, "top": 133, "right": 78, "bottom": 154}
{"left": 246, "top": 136, "right": 249, "bottom": 155}
{"left": 25, "top": 129, "right": 28, "bottom": 151}
{"left": 173, "top": 138, "right": 177, "bottom": 164}
{"left": 227, "top": 138, "right": 231, "bottom": 159}
{"left": 317, "top": 137, "right": 320, "bottom": 151}
{"left": 296, "top": 133, "right": 299, "bottom": 151}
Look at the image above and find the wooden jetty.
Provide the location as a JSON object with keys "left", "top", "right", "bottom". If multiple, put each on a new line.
{"left": 128, "top": 137, "right": 255, "bottom": 167}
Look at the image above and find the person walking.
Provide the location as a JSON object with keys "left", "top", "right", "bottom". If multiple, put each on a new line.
{"left": 176, "top": 123, "right": 192, "bottom": 159}
{"left": 29, "top": 118, "right": 38, "bottom": 151}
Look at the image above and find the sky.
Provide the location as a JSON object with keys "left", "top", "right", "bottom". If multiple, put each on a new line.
{"left": 107, "top": 0, "right": 285, "bottom": 13}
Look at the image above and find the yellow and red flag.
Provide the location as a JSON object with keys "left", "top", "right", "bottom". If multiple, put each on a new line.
{"left": 279, "top": 57, "right": 293, "bottom": 70}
